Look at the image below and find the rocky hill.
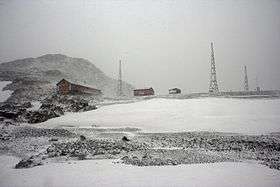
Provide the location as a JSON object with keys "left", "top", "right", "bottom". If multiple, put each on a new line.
{"left": 0, "top": 54, "right": 134, "bottom": 102}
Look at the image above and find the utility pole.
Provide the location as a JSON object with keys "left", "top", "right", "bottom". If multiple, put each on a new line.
{"left": 209, "top": 42, "right": 219, "bottom": 94}
{"left": 244, "top": 65, "right": 249, "bottom": 91}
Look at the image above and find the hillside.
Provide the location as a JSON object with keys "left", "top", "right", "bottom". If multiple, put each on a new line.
{"left": 0, "top": 54, "right": 134, "bottom": 102}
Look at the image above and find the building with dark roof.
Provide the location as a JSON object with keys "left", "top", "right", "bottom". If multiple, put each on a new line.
{"left": 56, "top": 79, "right": 102, "bottom": 96}
{"left": 133, "top": 87, "right": 154, "bottom": 96}
{"left": 169, "top": 88, "right": 181, "bottom": 94}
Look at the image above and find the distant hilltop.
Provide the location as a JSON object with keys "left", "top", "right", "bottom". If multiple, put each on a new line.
{"left": 0, "top": 54, "right": 134, "bottom": 102}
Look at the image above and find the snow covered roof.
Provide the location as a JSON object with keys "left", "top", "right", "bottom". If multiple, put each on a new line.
{"left": 133, "top": 87, "right": 154, "bottom": 91}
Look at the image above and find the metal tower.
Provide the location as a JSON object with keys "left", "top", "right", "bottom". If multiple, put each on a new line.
{"left": 209, "top": 42, "right": 219, "bottom": 94}
{"left": 117, "top": 60, "right": 123, "bottom": 96}
{"left": 244, "top": 65, "right": 249, "bottom": 91}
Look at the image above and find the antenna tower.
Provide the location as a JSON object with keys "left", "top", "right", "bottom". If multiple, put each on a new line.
{"left": 118, "top": 60, "right": 123, "bottom": 96}
{"left": 244, "top": 65, "right": 249, "bottom": 91}
{"left": 209, "top": 42, "right": 219, "bottom": 94}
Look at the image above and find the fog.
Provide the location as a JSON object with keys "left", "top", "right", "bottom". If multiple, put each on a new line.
{"left": 0, "top": 0, "right": 279, "bottom": 94}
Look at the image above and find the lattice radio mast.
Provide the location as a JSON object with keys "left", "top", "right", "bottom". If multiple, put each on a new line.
{"left": 117, "top": 60, "right": 123, "bottom": 96}
{"left": 209, "top": 42, "right": 219, "bottom": 94}
{"left": 244, "top": 65, "right": 249, "bottom": 91}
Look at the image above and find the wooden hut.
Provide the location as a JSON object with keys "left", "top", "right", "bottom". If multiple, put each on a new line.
{"left": 169, "top": 88, "right": 181, "bottom": 94}
{"left": 133, "top": 87, "right": 154, "bottom": 96}
{"left": 56, "top": 79, "right": 102, "bottom": 95}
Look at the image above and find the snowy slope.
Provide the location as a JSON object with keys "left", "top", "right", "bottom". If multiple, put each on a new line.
{"left": 0, "top": 81, "right": 12, "bottom": 102}
{"left": 0, "top": 156, "right": 280, "bottom": 187}
{"left": 40, "top": 98, "right": 280, "bottom": 135}
{"left": 0, "top": 54, "right": 134, "bottom": 101}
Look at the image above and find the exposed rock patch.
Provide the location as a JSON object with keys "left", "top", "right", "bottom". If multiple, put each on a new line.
{"left": 121, "top": 149, "right": 233, "bottom": 166}
{"left": 46, "top": 139, "right": 148, "bottom": 159}
{"left": 15, "top": 156, "right": 43, "bottom": 169}
{"left": 0, "top": 94, "right": 97, "bottom": 124}
{"left": 3, "top": 128, "right": 279, "bottom": 170}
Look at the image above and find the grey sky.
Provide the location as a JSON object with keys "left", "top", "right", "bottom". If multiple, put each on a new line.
{"left": 0, "top": 0, "right": 279, "bottom": 94}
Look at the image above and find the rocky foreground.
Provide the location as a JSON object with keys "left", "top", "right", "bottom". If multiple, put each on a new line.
{"left": 0, "top": 124, "right": 279, "bottom": 170}
{"left": 0, "top": 94, "right": 97, "bottom": 125}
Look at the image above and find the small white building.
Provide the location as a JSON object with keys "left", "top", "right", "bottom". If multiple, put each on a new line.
{"left": 169, "top": 88, "right": 181, "bottom": 94}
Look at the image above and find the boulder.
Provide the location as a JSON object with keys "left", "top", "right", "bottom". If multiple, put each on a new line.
{"left": 27, "top": 109, "right": 61, "bottom": 124}
{"left": 83, "top": 105, "right": 97, "bottom": 112}
{"left": 21, "top": 102, "right": 32, "bottom": 108}
{"left": 122, "top": 136, "right": 130, "bottom": 142}
{"left": 41, "top": 94, "right": 97, "bottom": 113}
{"left": 0, "top": 102, "right": 31, "bottom": 121}
{"left": 0, "top": 110, "right": 19, "bottom": 119}
{"left": 25, "top": 103, "right": 64, "bottom": 124}
{"left": 80, "top": 135, "right": 86, "bottom": 141}
{"left": 49, "top": 138, "right": 59, "bottom": 142}
{"left": 15, "top": 156, "right": 43, "bottom": 169}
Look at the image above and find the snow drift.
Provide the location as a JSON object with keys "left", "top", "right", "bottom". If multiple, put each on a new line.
{"left": 41, "top": 98, "right": 280, "bottom": 135}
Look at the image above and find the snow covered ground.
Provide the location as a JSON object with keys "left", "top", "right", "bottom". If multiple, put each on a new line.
{"left": 41, "top": 98, "right": 280, "bottom": 135}
{"left": 0, "top": 81, "right": 12, "bottom": 102}
{"left": 28, "top": 101, "right": 42, "bottom": 111}
{"left": 2, "top": 98, "right": 280, "bottom": 187}
{"left": 0, "top": 156, "right": 279, "bottom": 187}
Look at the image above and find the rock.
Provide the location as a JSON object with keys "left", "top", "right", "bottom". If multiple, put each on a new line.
{"left": 26, "top": 105, "right": 64, "bottom": 124}
{"left": 0, "top": 117, "right": 4, "bottom": 122}
{"left": 80, "top": 135, "right": 86, "bottom": 141}
{"left": 15, "top": 157, "right": 43, "bottom": 169}
{"left": 49, "top": 138, "right": 59, "bottom": 142}
{"left": 0, "top": 133, "right": 11, "bottom": 141}
{"left": 45, "top": 139, "right": 148, "bottom": 160}
{"left": 53, "top": 106, "right": 64, "bottom": 116}
{"left": 0, "top": 110, "right": 20, "bottom": 120}
{"left": 83, "top": 105, "right": 97, "bottom": 112}
{"left": 39, "top": 103, "right": 53, "bottom": 110}
{"left": 21, "top": 102, "right": 32, "bottom": 108}
{"left": 27, "top": 110, "right": 56, "bottom": 124}
{"left": 0, "top": 102, "right": 31, "bottom": 122}
{"left": 40, "top": 104, "right": 64, "bottom": 115}
{"left": 0, "top": 103, "right": 16, "bottom": 111}
{"left": 40, "top": 94, "right": 97, "bottom": 113}
{"left": 4, "top": 120, "right": 17, "bottom": 126}
{"left": 74, "top": 149, "right": 89, "bottom": 160}
{"left": 70, "top": 101, "right": 87, "bottom": 112}
{"left": 131, "top": 156, "right": 141, "bottom": 165}
{"left": 121, "top": 156, "right": 130, "bottom": 162}
{"left": 122, "top": 136, "right": 130, "bottom": 142}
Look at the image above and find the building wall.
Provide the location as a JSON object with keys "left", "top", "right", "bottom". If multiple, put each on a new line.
{"left": 169, "top": 88, "right": 181, "bottom": 94}
{"left": 57, "top": 79, "right": 102, "bottom": 96}
{"left": 57, "top": 80, "right": 70, "bottom": 95}
{"left": 70, "top": 84, "right": 102, "bottom": 95}
{"left": 134, "top": 88, "right": 154, "bottom": 96}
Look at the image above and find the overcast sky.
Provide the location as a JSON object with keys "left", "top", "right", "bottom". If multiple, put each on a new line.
{"left": 0, "top": 0, "right": 279, "bottom": 94}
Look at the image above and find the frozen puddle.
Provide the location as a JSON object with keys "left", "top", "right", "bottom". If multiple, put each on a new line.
{"left": 41, "top": 98, "right": 280, "bottom": 135}
{"left": 0, "top": 156, "right": 280, "bottom": 187}
{"left": 0, "top": 81, "right": 12, "bottom": 102}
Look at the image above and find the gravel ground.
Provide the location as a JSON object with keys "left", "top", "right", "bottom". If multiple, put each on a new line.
{"left": 0, "top": 125, "right": 279, "bottom": 170}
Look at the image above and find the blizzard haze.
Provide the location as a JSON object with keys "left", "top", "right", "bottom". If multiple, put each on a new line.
{"left": 0, "top": 0, "right": 279, "bottom": 94}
